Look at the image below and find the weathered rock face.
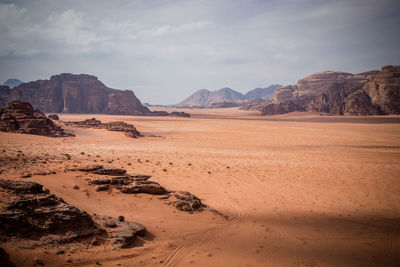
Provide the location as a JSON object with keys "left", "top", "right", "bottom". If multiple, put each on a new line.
{"left": 271, "top": 71, "right": 378, "bottom": 103}
{"left": 307, "top": 83, "right": 384, "bottom": 115}
{"left": 0, "top": 101, "right": 72, "bottom": 137}
{"left": 65, "top": 118, "right": 142, "bottom": 138}
{"left": 0, "top": 179, "right": 147, "bottom": 250}
{"left": 264, "top": 66, "right": 399, "bottom": 116}
{"left": 260, "top": 101, "right": 305, "bottom": 115}
{"left": 169, "top": 191, "right": 206, "bottom": 212}
{"left": 0, "top": 180, "right": 104, "bottom": 243}
{"left": 239, "top": 99, "right": 268, "bottom": 111}
{"left": 363, "top": 65, "right": 400, "bottom": 114}
{"left": 0, "top": 73, "right": 151, "bottom": 115}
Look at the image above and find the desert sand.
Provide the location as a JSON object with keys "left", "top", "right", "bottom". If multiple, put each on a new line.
{"left": 1, "top": 108, "right": 400, "bottom": 266}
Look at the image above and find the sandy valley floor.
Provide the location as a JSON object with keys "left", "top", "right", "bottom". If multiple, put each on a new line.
{"left": 1, "top": 108, "right": 400, "bottom": 266}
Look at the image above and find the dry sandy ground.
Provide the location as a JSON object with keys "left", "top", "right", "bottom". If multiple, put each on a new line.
{"left": 1, "top": 108, "right": 400, "bottom": 266}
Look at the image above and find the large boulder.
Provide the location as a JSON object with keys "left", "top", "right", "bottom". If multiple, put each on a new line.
{"left": 0, "top": 101, "right": 72, "bottom": 137}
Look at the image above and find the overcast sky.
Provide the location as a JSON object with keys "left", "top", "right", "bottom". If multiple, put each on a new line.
{"left": 0, "top": 0, "right": 399, "bottom": 104}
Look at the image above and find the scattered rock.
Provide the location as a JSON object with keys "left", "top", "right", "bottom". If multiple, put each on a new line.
{"left": 73, "top": 185, "right": 80, "bottom": 190}
{"left": 0, "top": 101, "right": 73, "bottom": 137}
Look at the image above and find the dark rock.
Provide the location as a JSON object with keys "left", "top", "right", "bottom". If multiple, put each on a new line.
{"left": 118, "top": 216, "right": 125, "bottom": 222}
{"left": 169, "top": 111, "right": 191, "bottom": 117}
{"left": 0, "top": 101, "right": 73, "bottom": 137}
{"left": 261, "top": 101, "right": 306, "bottom": 115}
{"left": 170, "top": 191, "right": 206, "bottom": 212}
{"left": 0, "top": 73, "right": 151, "bottom": 115}
{"left": 48, "top": 114, "right": 59, "bottom": 120}
{"left": 35, "top": 259, "right": 44, "bottom": 266}
{"left": 0, "top": 179, "right": 105, "bottom": 244}
{"left": 121, "top": 181, "right": 167, "bottom": 195}
{"left": 92, "top": 167, "right": 126, "bottom": 176}
{"left": 73, "top": 164, "right": 104, "bottom": 172}
{"left": 96, "top": 184, "right": 110, "bottom": 192}
{"left": 89, "top": 179, "right": 112, "bottom": 185}
{"left": 73, "top": 185, "right": 80, "bottom": 190}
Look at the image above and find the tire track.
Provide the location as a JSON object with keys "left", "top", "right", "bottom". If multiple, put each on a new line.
{"left": 163, "top": 205, "right": 245, "bottom": 267}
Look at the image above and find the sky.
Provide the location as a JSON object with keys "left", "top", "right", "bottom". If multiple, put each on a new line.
{"left": 0, "top": 0, "right": 399, "bottom": 105}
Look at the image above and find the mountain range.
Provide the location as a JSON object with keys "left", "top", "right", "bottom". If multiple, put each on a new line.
{"left": 176, "top": 84, "right": 282, "bottom": 107}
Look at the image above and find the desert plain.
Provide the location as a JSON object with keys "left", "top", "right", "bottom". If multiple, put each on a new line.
{"left": 1, "top": 107, "right": 400, "bottom": 266}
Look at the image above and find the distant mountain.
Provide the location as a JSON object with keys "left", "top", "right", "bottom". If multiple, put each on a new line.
{"left": 177, "top": 85, "right": 282, "bottom": 108}
{"left": 177, "top": 88, "right": 244, "bottom": 107}
{"left": 3, "top": 79, "right": 23, "bottom": 88}
{"left": 244, "top": 84, "right": 282, "bottom": 100}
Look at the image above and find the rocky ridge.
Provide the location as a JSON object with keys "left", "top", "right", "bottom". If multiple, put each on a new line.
{"left": 75, "top": 165, "right": 207, "bottom": 213}
{"left": 65, "top": 118, "right": 142, "bottom": 138}
{"left": 0, "top": 179, "right": 148, "bottom": 251}
{"left": 0, "top": 101, "right": 72, "bottom": 137}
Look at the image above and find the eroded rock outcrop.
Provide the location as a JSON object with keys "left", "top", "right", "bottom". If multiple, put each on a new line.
{"left": 0, "top": 180, "right": 105, "bottom": 246}
{"left": 262, "top": 66, "right": 399, "bottom": 116}
{"left": 0, "top": 179, "right": 147, "bottom": 250}
{"left": 0, "top": 101, "right": 72, "bottom": 137}
{"left": 65, "top": 118, "right": 141, "bottom": 138}
{"left": 0, "top": 73, "right": 151, "bottom": 115}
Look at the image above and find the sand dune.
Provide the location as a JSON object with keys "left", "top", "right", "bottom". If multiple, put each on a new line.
{"left": 0, "top": 108, "right": 399, "bottom": 266}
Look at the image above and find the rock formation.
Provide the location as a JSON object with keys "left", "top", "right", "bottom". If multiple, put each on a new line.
{"left": 261, "top": 66, "right": 399, "bottom": 116}
{"left": 362, "top": 65, "right": 400, "bottom": 114}
{"left": 0, "top": 180, "right": 105, "bottom": 247}
{"left": 65, "top": 118, "right": 142, "bottom": 138}
{"left": 0, "top": 179, "right": 147, "bottom": 250}
{"left": 0, "top": 101, "right": 72, "bottom": 137}
{"left": 74, "top": 165, "right": 206, "bottom": 212}
{"left": 239, "top": 99, "right": 268, "bottom": 111}
{"left": 0, "top": 73, "right": 151, "bottom": 115}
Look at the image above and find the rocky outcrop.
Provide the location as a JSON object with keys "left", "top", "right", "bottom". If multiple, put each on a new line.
{"left": 0, "top": 101, "right": 72, "bottom": 137}
{"left": 271, "top": 71, "right": 378, "bottom": 103}
{"left": 75, "top": 166, "right": 205, "bottom": 213}
{"left": 209, "top": 101, "right": 242, "bottom": 108}
{"left": 261, "top": 101, "right": 306, "bottom": 115}
{"left": 65, "top": 118, "right": 141, "bottom": 138}
{"left": 170, "top": 111, "right": 191, "bottom": 117}
{"left": 0, "top": 180, "right": 105, "bottom": 245}
{"left": 307, "top": 83, "right": 383, "bottom": 115}
{"left": 362, "top": 65, "right": 400, "bottom": 114}
{"left": 0, "top": 73, "right": 151, "bottom": 115}
{"left": 262, "top": 66, "right": 399, "bottom": 116}
{"left": 47, "top": 114, "right": 59, "bottom": 120}
{"left": 0, "top": 179, "right": 147, "bottom": 250}
{"left": 169, "top": 191, "right": 206, "bottom": 212}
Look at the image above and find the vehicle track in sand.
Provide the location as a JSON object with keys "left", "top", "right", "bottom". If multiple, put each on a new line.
{"left": 162, "top": 205, "right": 245, "bottom": 267}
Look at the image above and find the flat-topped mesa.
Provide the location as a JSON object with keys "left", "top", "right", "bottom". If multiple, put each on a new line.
{"left": 0, "top": 73, "right": 152, "bottom": 115}
{"left": 65, "top": 118, "right": 142, "bottom": 138}
{"left": 0, "top": 101, "right": 73, "bottom": 137}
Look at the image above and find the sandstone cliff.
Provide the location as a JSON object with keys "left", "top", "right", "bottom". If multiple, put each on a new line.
{"left": 0, "top": 73, "right": 151, "bottom": 115}
{"left": 263, "top": 66, "right": 399, "bottom": 116}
